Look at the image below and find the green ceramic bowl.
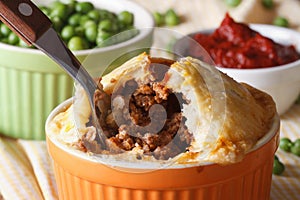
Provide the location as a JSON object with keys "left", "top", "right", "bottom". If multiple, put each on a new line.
{"left": 0, "top": 0, "right": 154, "bottom": 140}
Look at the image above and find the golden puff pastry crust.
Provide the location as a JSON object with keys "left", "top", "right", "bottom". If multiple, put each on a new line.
{"left": 49, "top": 53, "right": 276, "bottom": 165}
{"left": 100, "top": 53, "right": 277, "bottom": 164}
{"left": 207, "top": 80, "right": 276, "bottom": 164}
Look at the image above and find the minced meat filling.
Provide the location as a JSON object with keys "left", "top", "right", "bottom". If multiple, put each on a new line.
{"left": 81, "top": 80, "right": 193, "bottom": 160}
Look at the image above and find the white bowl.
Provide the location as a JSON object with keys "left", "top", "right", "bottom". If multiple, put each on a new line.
{"left": 173, "top": 24, "right": 300, "bottom": 115}
{"left": 34, "top": 0, "right": 155, "bottom": 75}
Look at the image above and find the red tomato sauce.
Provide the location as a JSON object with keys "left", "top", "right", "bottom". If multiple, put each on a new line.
{"left": 191, "top": 14, "right": 300, "bottom": 69}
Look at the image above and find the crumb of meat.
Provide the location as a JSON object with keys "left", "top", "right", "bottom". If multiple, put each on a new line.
{"left": 81, "top": 79, "right": 193, "bottom": 160}
{"left": 110, "top": 78, "right": 117, "bottom": 83}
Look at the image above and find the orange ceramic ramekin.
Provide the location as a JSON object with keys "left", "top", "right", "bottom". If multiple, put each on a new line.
{"left": 46, "top": 99, "right": 280, "bottom": 200}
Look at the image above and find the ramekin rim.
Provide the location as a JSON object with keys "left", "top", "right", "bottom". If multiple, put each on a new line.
{"left": 45, "top": 98, "right": 280, "bottom": 169}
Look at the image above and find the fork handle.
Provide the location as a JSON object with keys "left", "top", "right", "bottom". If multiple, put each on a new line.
{"left": 0, "top": 0, "right": 52, "bottom": 45}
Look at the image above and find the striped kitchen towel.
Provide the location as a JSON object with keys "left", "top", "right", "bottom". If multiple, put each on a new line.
{"left": 0, "top": 138, "right": 58, "bottom": 200}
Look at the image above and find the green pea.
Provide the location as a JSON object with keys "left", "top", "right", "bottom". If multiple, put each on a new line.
{"left": 273, "top": 16, "right": 289, "bottom": 27}
{"left": 165, "top": 9, "right": 180, "bottom": 26}
{"left": 97, "top": 30, "right": 112, "bottom": 40}
{"left": 82, "top": 20, "right": 97, "bottom": 29}
{"left": 1, "top": 38, "right": 8, "bottom": 44}
{"left": 225, "top": 0, "right": 241, "bottom": 7}
{"left": 99, "top": 9, "right": 116, "bottom": 20}
{"left": 66, "top": 0, "right": 76, "bottom": 15}
{"left": 291, "top": 145, "right": 300, "bottom": 156}
{"left": 87, "top": 9, "right": 101, "bottom": 22}
{"left": 68, "top": 13, "right": 81, "bottom": 26}
{"left": 74, "top": 26, "right": 85, "bottom": 37}
{"left": 18, "top": 39, "right": 31, "bottom": 48}
{"left": 50, "top": 16, "right": 64, "bottom": 32}
{"left": 96, "top": 30, "right": 113, "bottom": 47}
{"left": 117, "top": 21, "right": 128, "bottom": 31}
{"left": 118, "top": 11, "right": 134, "bottom": 26}
{"left": 68, "top": 36, "right": 88, "bottom": 50}
{"left": 262, "top": 0, "right": 273, "bottom": 9}
{"left": 85, "top": 24, "right": 98, "bottom": 43}
{"left": 61, "top": 25, "right": 75, "bottom": 41}
{"left": 279, "top": 137, "right": 293, "bottom": 152}
{"left": 49, "top": 1, "right": 64, "bottom": 9}
{"left": 7, "top": 32, "right": 19, "bottom": 45}
{"left": 153, "top": 12, "right": 164, "bottom": 26}
{"left": 79, "top": 15, "right": 90, "bottom": 26}
{"left": 272, "top": 159, "right": 285, "bottom": 175}
{"left": 291, "top": 139, "right": 300, "bottom": 156}
{"left": 0, "top": 24, "right": 12, "bottom": 37}
{"left": 75, "top": 2, "right": 94, "bottom": 14}
{"left": 99, "top": 19, "right": 117, "bottom": 32}
{"left": 50, "top": 3, "right": 68, "bottom": 20}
